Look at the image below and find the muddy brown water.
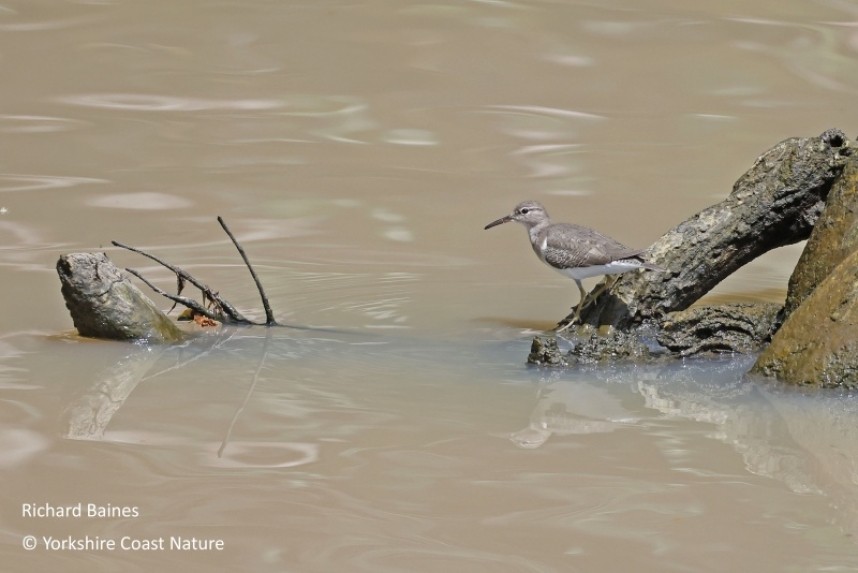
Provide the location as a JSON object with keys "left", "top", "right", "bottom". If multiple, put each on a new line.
{"left": 3, "top": 1, "right": 858, "bottom": 571}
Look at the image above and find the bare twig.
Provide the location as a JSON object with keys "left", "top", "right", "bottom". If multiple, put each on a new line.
{"left": 123, "top": 268, "right": 223, "bottom": 323}
{"left": 218, "top": 216, "right": 278, "bottom": 326}
{"left": 167, "top": 275, "right": 187, "bottom": 314}
{"left": 112, "top": 239, "right": 255, "bottom": 325}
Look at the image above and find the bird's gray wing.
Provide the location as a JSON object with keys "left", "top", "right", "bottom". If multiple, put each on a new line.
{"left": 542, "top": 223, "right": 644, "bottom": 269}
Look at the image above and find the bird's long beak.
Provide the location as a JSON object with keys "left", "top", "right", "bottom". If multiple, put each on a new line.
{"left": 484, "top": 215, "right": 513, "bottom": 230}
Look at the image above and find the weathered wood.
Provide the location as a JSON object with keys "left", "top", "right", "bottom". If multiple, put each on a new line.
{"left": 569, "top": 128, "right": 851, "bottom": 329}
{"left": 217, "top": 216, "right": 277, "bottom": 326}
{"left": 57, "top": 252, "right": 185, "bottom": 343}
{"left": 658, "top": 303, "right": 781, "bottom": 356}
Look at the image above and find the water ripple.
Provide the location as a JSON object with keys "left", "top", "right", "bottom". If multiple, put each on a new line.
{"left": 86, "top": 192, "right": 193, "bottom": 210}
{"left": 0, "top": 174, "right": 107, "bottom": 193}
{"left": 478, "top": 104, "right": 605, "bottom": 142}
{"left": 209, "top": 441, "right": 319, "bottom": 469}
{"left": 58, "top": 93, "right": 283, "bottom": 112}
{"left": 0, "top": 16, "right": 96, "bottom": 32}
{"left": 382, "top": 128, "right": 438, "bottom": 146}
{"left": 0, "top": 114, "right": 87, "bottom": 134}
{"left": 486, "top": 105, "right": 605, "bottom": 121}
{"left": 0, "top": 427, "right": 50, "bottom": 468}
{"left": 511, "top": 143, "right": 587, "bottom": 179}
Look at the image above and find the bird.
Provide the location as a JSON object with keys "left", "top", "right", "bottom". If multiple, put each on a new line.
{"left": 484, "top": 200, "right": 664, "bottom": 331}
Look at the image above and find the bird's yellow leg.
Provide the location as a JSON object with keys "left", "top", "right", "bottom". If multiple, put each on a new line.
{"left": 583, "top": 276, "right": 617, "bottom": 309}
{"left": 556, "top": 281, "right": 587, "bottom": 332}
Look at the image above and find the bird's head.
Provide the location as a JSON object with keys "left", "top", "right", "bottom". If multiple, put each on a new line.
{"left": 484, "top": 200, "right": 549, "bottom": 230}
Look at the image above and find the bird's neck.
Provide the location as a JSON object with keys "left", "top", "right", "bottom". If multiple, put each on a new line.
{"left": 526, "top": 220, "right": 550, "bottom": 245}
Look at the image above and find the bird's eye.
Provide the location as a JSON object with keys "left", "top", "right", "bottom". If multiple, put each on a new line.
{"left": 520, "top": 208, "right": 529, "bottom": 214}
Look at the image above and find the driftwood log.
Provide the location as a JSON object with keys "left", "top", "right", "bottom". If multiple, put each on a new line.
{"left": 534, "top": 129, "right": 854, "bottom": 367}
{"left": 57, "top": 252, "right": 185, "bottom": 343}
{"left": 566, "top": 128, "right": 851, "bottom": 329}
{"left": 57, "top": 218, "right": 278, "bottom": 342}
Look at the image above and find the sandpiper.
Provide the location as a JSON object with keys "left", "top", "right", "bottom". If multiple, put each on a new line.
{"left": 484, "top": 200, "right": 664, "bottom": 331}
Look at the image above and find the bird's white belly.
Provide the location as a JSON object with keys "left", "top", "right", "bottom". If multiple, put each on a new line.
{"left": 553, "top": 260, "right": 644, "bottom": 280}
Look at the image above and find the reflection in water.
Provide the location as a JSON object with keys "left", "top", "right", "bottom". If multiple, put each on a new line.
{"left": 514, "top": 356, "right": 858, "bottom": 539}
{"left": 510, "top": 373, "right": 640, "bottom": 448}
{"left": 7, "top": 329, "right": 858, "bottom": 570}
{"left": 27, "top": 325, "right": 858, "bottom": 544}
{"left": 64, "top": 345, "right": 166, "bottom": 441}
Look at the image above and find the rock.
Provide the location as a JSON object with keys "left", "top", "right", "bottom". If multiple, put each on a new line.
{"left": 784, "top": 152, "right": 858, "bottom": 317}
{"left": 527, "top": 336, "right": 567, "bottom": 366}
{"left": 57, "top": 252, "right": 186, "bottom": 343}
{"left": 751, "top": 248, "right": 858, "bottom": 388}
{"left": 527, "top": 327, "right": 662, "bottom": 366}
{"left": 565, "top": 328, "right": 656, "bottom": 364}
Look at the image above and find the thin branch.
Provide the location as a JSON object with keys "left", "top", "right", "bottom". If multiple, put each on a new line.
{"left": 112, "top": 241, "right": 204, "bottom": 290}
{"left": 112, "top": 240, "right": 254, "bottom": 325}
{"left": 217, "top": 216, "right": 278, "bottom": 326}
{"left": 125, "top": 268, "right": 223, "bottom": 323}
